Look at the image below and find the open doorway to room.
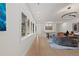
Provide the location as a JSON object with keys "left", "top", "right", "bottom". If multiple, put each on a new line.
{"left": 27, "top": 3, "right": 79, "bottom": 56}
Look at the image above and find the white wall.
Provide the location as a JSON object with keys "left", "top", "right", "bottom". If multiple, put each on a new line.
{"left": 58, "top": 18, "right": 79, "bottom": 33}
{"left": 37, "top": 23, "right": 55, "bottom": 37}
{"left": 0, "top": 3, "right": 36, "bottom": 56}
{"left": 37, "top": 23, "right": 45, "bottom": 35}
{"left": 59, "top": 22, "right": 72, "bottom": 32}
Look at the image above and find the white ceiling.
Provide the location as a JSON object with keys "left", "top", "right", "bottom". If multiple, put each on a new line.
{"left": 57, "top": 4, "right": 79, "bottom": 23}
{"left": 27, "top": 3, "right": 70, "bottom": 24}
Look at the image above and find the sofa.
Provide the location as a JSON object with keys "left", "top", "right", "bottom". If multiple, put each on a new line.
{"left": 52, "top": 33, "right": 78, "bottom": 47}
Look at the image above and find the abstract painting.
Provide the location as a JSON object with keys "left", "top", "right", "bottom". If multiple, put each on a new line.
{"left": 0, "top": 3, "right": 6, "bottom": 31}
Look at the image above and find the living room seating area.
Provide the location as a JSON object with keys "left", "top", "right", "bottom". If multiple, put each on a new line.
{"left": 48, "top": 31, "right": 79, "bottom": 48}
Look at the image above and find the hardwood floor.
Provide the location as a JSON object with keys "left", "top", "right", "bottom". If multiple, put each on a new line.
{"left": 26, "top": 35, "right": 79, "bottom": 56}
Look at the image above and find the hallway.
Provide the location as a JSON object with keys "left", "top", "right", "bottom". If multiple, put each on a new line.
{"left": 1, "top": 3, "right": 79, "bottom": 56}
{"left": 26, "top": 35, "right": 79, "bottom": 56}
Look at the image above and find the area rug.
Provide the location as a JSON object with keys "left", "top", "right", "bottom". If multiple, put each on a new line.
{"left": 48, "top": 39, "right": 79, "bottom": 50}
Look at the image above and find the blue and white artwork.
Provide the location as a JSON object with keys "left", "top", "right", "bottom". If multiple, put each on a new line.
{"left": 0, "top": 3, "right": 6, "bottom": 31}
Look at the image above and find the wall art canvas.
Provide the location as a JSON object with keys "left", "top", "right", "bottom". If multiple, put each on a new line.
{"left": 0, "top": 3, "right": 6, "bottom": 31}
{"left": 72, "top": 23, "right": 78, "bottom": 32}
{"left": 21, "top": 13, "right": 27, "bottom": 36}
{"left": 45, "top": 26, "right": 53, "bottom": 30}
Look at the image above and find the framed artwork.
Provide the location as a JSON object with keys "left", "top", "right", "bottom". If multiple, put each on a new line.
{"left": 72, "top": 23, "right": 78, "bottom": 32}
{"left": 45, "top": 26, "right": 53, "bottom": 30}
{"left": 27, "top": 19, "right": 30, "bottom": 35}
{"left": 33, "top": 23, "right": 34, "bottom": 33}
{"left": 21, "top": 12, "right": 27, "bottom": 36}
{"left": 0, "top": 3, "right": 6, "bottom": 31}
{"left": 31, "top": 22, "right": 33, "bottom": 33}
